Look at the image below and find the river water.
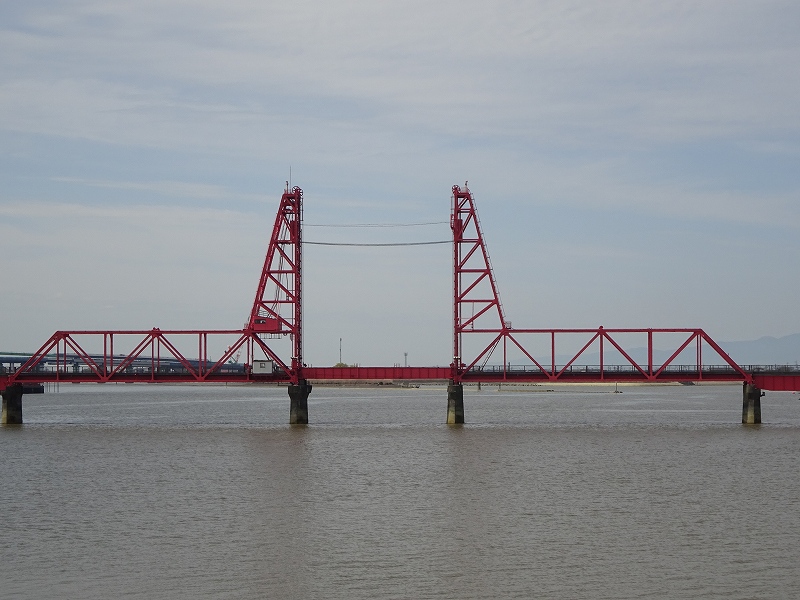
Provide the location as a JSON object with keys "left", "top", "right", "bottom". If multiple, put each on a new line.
{"left": 2, "top": 383, "right": 799, "bottom": 599}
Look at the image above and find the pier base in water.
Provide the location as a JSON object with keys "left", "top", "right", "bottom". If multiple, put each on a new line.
{"left": 1, "top": 384, "right": 23, "bottom": 425}
{"left": 447, "top": 382, "right": 464, "bottom": 424}
{"left": 288, "top": 381, "right": 312, "bottom": 425}
{"left": 742, "top": 383, "right": 762, "bottom": 425}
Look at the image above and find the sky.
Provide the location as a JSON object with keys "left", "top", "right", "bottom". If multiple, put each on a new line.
{"left": 1, "top": 1, "right": 799, "bottom": 368}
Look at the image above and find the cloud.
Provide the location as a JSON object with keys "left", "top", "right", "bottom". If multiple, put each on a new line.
{"left": 0, "top": 198, "right": 246, "bottom": 224}
{"left": 51, "top": 176, "right": 262, "bottom": 203}
{"left": 1, "top": 1, "right": 799, "bottom": 358}
{"left": 4, "top": 2, "right": 799, "bottom": 147}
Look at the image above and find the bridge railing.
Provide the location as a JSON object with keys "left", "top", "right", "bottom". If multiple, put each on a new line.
{"left": 471, "top": 364, "right": 800, "bottom": 375}
{"left": 0, "top": 329, "right": 299, "bottom": 389}
{"left": 461, "top": 363, "right": 761, "bottom": 383}
{"left": 743, "top": 364, "right": 800, "bottom": 374}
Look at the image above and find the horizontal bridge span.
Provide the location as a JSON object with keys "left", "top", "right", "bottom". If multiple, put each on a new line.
{"left": 303, "top": 367, "right": 451, "bottom": 380}
{"left": 462, "top": 370, "right": 744, "bottom": 384}
{"left": 752, "top": 373, "right": 800, "bottom": 391}
{"left": 7, "top": 365, "right": 800, "bottom": 390}
{"left": 5, "top": 371, "right": 290, "bottom": 385}
{"left": 2, "top": 366, "right": 454, "bottom": 386}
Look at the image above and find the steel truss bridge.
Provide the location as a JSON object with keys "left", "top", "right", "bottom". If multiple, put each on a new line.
{"left": 3, "top": 184, "right": 798, "bottom": 424}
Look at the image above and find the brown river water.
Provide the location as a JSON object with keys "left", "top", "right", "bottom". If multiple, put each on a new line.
{"left": 2, "top": 383, "right": 799, "bottom": 599}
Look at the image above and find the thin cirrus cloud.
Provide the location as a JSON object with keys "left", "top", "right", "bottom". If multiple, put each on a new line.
{"left": 1, "top": 1, "right": 799, "bottom": 362}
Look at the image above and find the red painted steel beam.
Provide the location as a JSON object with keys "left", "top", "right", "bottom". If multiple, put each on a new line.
{"left": 447, "top": 183, "right": 760, "bottom": 388}
{"left": 3, "top": 329, "right": 294, "bottom": 387}
{"left": 2, "top": 186, "right": 305, "bottom": 393}
{"left": 752, "top": 374, "right": 800, "bottom": 391}
{"left": 303, "top": 367, "right": 451, "bottom": 380}
{"left": 247, "top": 185, "right": 304, "bottom": 384}
{"left": 4, "top": 183, "right": 792, "bottom": 397}
{"left": 6, "top": 366, "right": 796, "bottom": 388}
{"left": 451, "top": 183, "right": 507, "bottom": 383}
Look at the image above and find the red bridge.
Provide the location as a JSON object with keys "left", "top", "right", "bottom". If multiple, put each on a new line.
{"left": 3, "top": 184, "right": 798, "bottom": 425}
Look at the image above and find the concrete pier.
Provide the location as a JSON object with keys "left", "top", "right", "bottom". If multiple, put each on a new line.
{"left": 1, "top": 384, "right": 23, "bottom": 425}
{"left": 742, "top": 383, "right": 763, "bottom": 425}
{"left": 288, "top": 380, "right": 312, "bottom": 425}
{"left": 447, "top": 382, "right": 464, "bottom": 424}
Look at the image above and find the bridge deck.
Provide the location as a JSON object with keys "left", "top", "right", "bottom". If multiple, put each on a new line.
{"left": 5, "top": 365, "right": 800, "bottom": 390}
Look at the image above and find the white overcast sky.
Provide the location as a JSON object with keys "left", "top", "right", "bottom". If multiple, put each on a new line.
{"left": 1, "top": 1, "right": 799, "bottom": 367}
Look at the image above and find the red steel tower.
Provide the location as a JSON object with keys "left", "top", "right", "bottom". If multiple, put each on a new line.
{"left": 248, "top": 184, "right": 310, "bottom": 422}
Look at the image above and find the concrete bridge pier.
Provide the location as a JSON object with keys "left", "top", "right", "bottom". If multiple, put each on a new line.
{"left": 288, "top": 380, "right": 312, "bottom": 425}
{"left": 742, "top": 383, "right": 763, "bottom": 425}
{"left": 447, "top": 381, "right": 464, "bottom": 424}
{"left": 1, "top": 384, "right": 23, "bottom": 425}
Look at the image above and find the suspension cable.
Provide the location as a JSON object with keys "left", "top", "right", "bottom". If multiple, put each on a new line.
{"left": 304, "top": 221, "right": 448, "bottom": 228}
{"left": 304, "top": 240, "right": 450, "bottom": 247}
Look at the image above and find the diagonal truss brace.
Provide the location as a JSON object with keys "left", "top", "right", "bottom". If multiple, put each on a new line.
{"left": 248, "top": 185, "right": 304, "bottom": 382}
{"left": 449, "top": 183, "right": 752, "bottom": 385}
{"left": 2, "top": 185, "right": 306, "bottom": 390}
